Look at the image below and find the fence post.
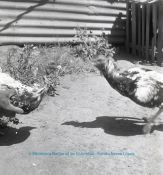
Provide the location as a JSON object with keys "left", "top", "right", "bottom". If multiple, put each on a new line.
{"left": 157, "top": 0, "right": 163, "bottom": 66}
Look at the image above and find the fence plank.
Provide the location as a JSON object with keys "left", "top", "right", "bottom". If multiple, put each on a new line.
{"left": 145, "top": 3, "right": 150, "bottom": 61}
{"left": 131, "top": 2, "right": 136, "bottom": 55}
{"left": 126, "top": 0, "right": 130, "bottom": 52}
{"left": 157, "top": 0, "right": 163, "bottom": 65}
{"left": 151, "top": 3, "right": 157, "bottom": 62}
{"left": 138, "top": 3, "right": 141, "bottom": 56}
{"left": 142, "top": 4, "right": 145, "bottom": 59}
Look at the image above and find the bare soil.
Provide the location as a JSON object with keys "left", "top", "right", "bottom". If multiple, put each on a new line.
{"left": 0, "top": 47, "right": 163, "bottom": 175}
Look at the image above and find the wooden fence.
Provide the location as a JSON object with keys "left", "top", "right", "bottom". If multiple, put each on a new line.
{"left": 126, "top": 0, "right": 161, "bottom": 63}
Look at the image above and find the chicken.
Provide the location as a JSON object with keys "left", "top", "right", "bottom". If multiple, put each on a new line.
{"left": 0, "top": 71, "right": 46, "bottom": 115}
{"left": 94, "top": 55, "right": 163, "bottom": 134}
{"left": 0, "top": 71, "right": 47, "bottom": 135}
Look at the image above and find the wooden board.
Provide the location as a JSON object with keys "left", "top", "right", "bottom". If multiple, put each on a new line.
{"left": 145, "top": 3, "right": 150, "bottom": 61}
{"left": 131, "top": 2, "right": 136, "bottom": 55}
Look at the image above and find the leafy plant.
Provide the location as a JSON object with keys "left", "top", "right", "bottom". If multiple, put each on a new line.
{"left": 72, "top": 27, "right": 115, "bottom": 60}
{"left": 3, "top": 44, "right": 59, "bottom": 96}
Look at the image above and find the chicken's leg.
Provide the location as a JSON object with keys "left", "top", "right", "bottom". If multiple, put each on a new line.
{"left": 143, "top": 104, "right": 163, "bottom": 134}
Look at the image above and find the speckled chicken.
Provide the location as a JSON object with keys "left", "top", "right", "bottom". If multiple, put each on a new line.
{"left": 0, "top": 71, "right": 46, "bottom": 115}
{"left": 94, "top": 55, "right": 163, "bottom": 134}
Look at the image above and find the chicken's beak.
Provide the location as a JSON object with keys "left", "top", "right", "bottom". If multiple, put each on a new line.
{"left": 32, "top": 87, "right": 46, "bottom": 99}
{"left": 37, "top": 87, "right": 47, "bottom": 95}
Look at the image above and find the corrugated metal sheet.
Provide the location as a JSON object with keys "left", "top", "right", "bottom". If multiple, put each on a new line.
{"left": 0, "top": 0, "right": 126, "bottom": 44}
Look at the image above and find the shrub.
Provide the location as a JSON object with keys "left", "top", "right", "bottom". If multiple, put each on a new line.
{"left": 3, "top": 44, "right": 59, "bottom": 96}
{"left": 72, "top": 27, "right": 115, "bottom": 60}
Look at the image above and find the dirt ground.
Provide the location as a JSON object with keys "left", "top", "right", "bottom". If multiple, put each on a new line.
{"left": 0, "top": 48, "right": 163, "bottom": 175}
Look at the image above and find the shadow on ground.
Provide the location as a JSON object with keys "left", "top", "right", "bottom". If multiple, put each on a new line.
{"left": 62, "top": 116, "right": 163, "bottom": 136}
{"left": 0, "top": 126, "right": 36, "bottom": 146}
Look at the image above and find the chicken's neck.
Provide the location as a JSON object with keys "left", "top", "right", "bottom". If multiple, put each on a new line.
{"left": 103, "top": 58, "right": 119, "bottom": 80}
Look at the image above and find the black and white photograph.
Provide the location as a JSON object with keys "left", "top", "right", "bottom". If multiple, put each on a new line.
{"left": 0, "top": 0, "right": 163, "bottom": 174}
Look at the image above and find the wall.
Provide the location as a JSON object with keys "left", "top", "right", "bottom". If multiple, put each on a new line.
{"left": 0, "top": 0, "right": 126, "bottom": 45}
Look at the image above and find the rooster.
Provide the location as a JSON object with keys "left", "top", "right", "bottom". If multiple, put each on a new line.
{"left": 94, "top": 55, "right": 163, "bottom": 134}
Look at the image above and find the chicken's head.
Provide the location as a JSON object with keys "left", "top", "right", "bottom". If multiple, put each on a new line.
{"left": 10, "top": 87, "right": 46, "bottom": 114}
